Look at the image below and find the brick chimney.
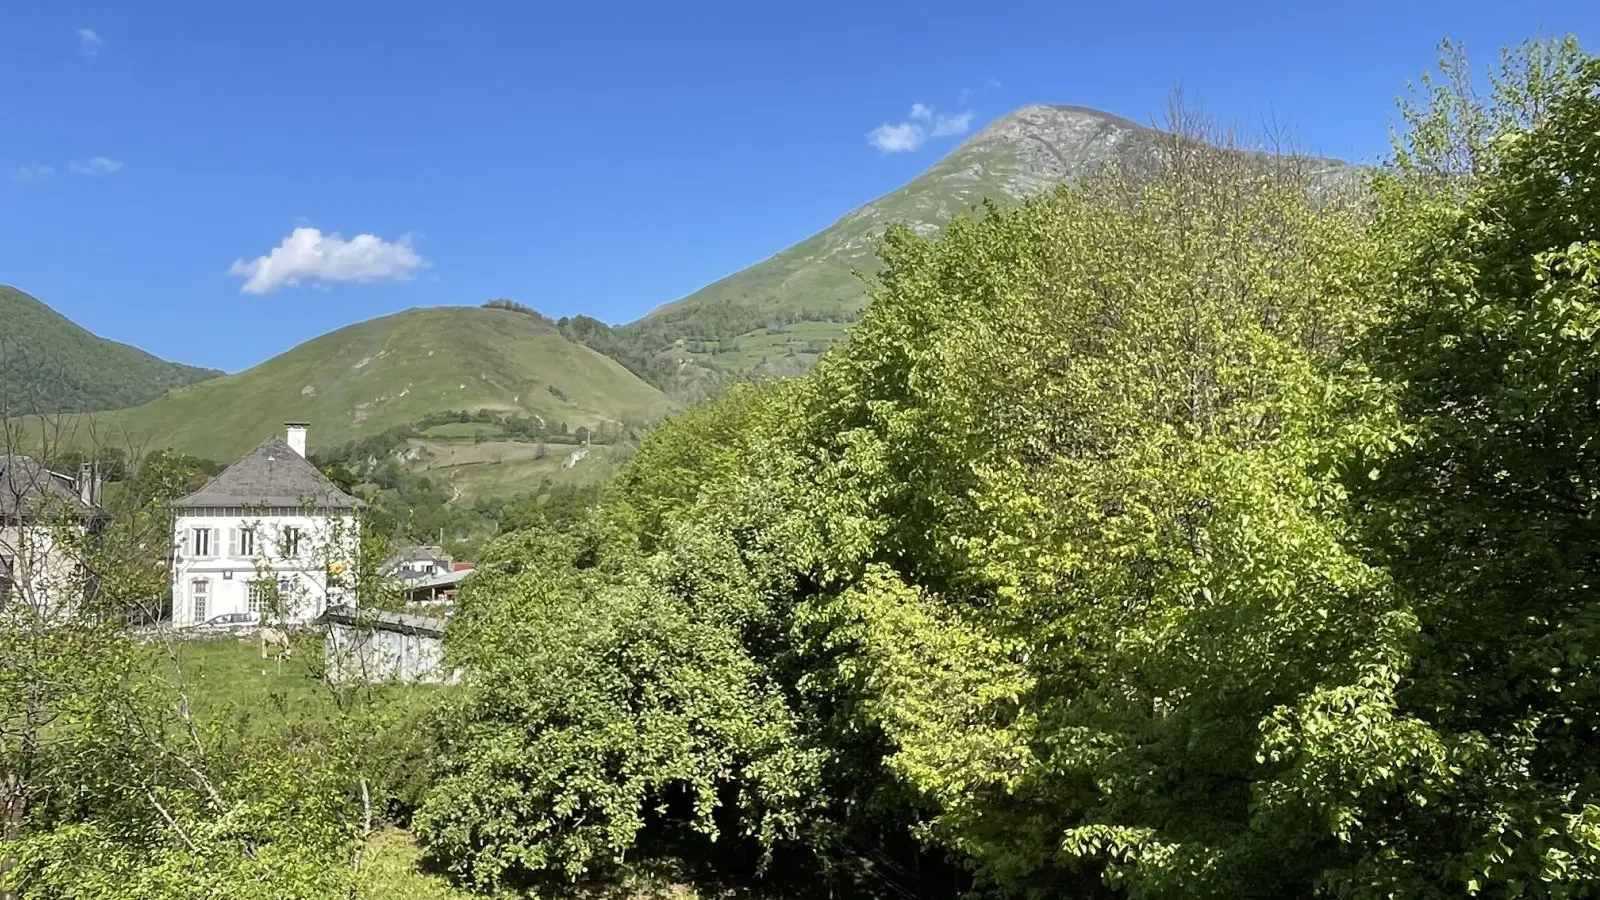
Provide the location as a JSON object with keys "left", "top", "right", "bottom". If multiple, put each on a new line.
{"left": 285, "top": 422, "right": 309, "bottom": 458}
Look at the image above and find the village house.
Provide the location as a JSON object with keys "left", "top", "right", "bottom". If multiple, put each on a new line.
{"left": 0, "top": 457, "right": 107, "bottom": 616}
{"left": 379, "top": 544, "right": 454, "bottom": 581}
{"left": 170, "top": 423, "right": 361, "bottom": 628}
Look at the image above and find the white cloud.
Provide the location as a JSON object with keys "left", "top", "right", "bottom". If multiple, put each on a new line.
{"left": 68, "top": 156, "right": 123, "bottom": 175}
{"left": 956, "top": 78, "right": 1002, "bottom": 108}
{"left": 868, "top": 103, "right": 974, "bottom": 153}
{"left": 868, "top": 121, "right": 926, "bottom": 153}
{"left": 931, "top": 111, "right": 973, "bottom": 137}
{"left": 77, "top": 28, "right": 103, "bottom": 56}
{"left": 13, "top": 165, "right": 55, "bottom": 182}
{"left": 228, "top": 227, "right": 428, "bottom": 294}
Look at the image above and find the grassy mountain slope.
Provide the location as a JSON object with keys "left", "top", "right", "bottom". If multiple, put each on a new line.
{"left": 614, "top": 105, "right": 1356, "bottom": 392}
{"left": 64, "top": 306, "right": 669, "bottom": 463}
{"left": 0, "top": 285, "right": 221, "bottom": 415}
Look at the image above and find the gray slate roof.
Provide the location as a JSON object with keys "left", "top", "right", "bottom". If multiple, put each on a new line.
{"left": 317, "top": 604, "right": 446, "bottom": 638}
{"left": 0, "top": 455, "right": 101, "bottom": 521}
{"left": 379, "top": 544, "right": 450, "bottom": 574}
{"left": 172, "top": 436, "right": 361, "bottom": 510}
{"left": 398, "top": 568, "right": 472, "bottom": 593}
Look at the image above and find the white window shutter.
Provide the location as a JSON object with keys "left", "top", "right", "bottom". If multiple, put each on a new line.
{"left": 228, "top": 528, "right": 239, "bottom": 558}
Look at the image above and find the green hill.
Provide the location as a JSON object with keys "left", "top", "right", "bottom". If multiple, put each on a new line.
{"left": 0, "top": 285, "right": 221, "bottom": 415}
{"left": 62, "top": 305, "right": 670, "bottom": 463}
{"left": 609, "top": 105, "right": 1356, "bottom": 396}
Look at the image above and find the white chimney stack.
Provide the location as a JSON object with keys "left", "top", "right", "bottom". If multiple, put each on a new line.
{"left": 77, "top": 463, "right": 95, "bottom": 505}
{"left": 285, "top": 422, "right": 309, "bottom": 458}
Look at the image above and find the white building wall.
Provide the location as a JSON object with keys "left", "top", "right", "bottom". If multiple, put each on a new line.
{"left": 0, "top": 522, "right": 84, "bottom": 618}
{"left": 324, "top": 623, "right": 454, "bottom": 684}
{"left": 171, "top": 509, "right": 358, "bottom": 627}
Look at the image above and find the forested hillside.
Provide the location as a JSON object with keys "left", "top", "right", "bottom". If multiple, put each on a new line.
{"left": 7, "top": 35, "right": 1600, "bottom": 900}
{"left": 0, "top": 285, "right": 220, "bottom": 415}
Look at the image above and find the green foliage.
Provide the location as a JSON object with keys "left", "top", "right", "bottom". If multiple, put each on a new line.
{"left": 0, "top": 285, "right": 220, "bottom": 416}
{"left": 3, "top": 632, "right": 450, "bottom": 898}
{"left": 415, "top": 525, "right": 817, "bottom": 889}
{"left": 1393, "top": 35, "right": 1587, "bottom": 182}
{"left": 494, "top": 483, "right": 606, "bottom": 536}
{"left": 555, "top": 313, "right": 715, "bottom": 395}
{"left": 422, "top": 35, "right": 1600, "bottom": 899}
{"left": 1, "top": 425, "right": 449, "bottom": 899}
{"left": 14, "top": 33, "right": 1600, "bottom": 900}
{"left": 1333, "top": 53, "right": 1600, "bottom": 896}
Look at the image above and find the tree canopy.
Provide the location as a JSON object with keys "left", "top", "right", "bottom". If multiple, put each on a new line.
{"left": 417, "top": 36, "right": 1600, "bottom": 899}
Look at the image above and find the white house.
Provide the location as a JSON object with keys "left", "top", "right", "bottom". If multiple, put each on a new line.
{"left": 379, "top": 544, "right": 453, "bottom": 581}
{"left": 0, "top": 457, "right": 107, "bottom": 617}
{"left": 170, "top": 423, "right": 361, "bottom": 628}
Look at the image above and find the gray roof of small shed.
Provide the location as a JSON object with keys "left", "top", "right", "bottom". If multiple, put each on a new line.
{"left": 317, "top": 604, "right": 447, "bottom": 639}
{"left": 398, "top": 568, "right": 472, "bottom": 592}
{"left": 172, "top": 436, "right": 361, "bottom": 510}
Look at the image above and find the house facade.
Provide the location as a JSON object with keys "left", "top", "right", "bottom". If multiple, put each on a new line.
{"left": 379, "top": 544, "right": 453, "bottom": 581}
{"left": 170, "top": 423, "right": 361, "bottom": 627}
{"left": 0, "top": 457, "right": 106, "bottom": 617}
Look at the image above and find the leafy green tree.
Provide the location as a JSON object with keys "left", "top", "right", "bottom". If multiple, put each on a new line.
{"left": 1334, "top": 51, "right": 1600, "bottom": 896}
{"left": 410, "top": 34, "right": 1600, "bottom": 900}
{"left": 415, "top": 523, "right": 817, "bottom": 889}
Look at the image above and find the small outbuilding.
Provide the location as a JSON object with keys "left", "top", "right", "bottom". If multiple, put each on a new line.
{"left": 315, "top": 604, "right": 457, "bottom": 684}
{"left": 397, "top": 566, "right": 473, "bottom": 605}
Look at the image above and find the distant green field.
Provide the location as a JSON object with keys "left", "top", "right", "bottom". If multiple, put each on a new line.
{"left": 418, "top": 439, "right": 632, "bottom": 505}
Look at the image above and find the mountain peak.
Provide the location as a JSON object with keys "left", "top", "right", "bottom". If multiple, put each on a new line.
{"left": 624, "top": 99, "right": 1358, "bottom": 396}
{"left": 996, "top": 103, "right": 1149, "bottom": 131}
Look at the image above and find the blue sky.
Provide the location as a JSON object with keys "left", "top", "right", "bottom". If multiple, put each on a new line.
{"left": 2, "top": 1, "right": 1594, "bottom": 373}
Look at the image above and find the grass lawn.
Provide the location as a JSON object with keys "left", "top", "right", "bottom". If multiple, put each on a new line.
{"left": 357, "top": 829, "right": 476, "bottom": 899}
{"left": 356, "top": 829, "right": 739, "bottom": 899}
{"left": 143, "top": 632, "right": 439, "bottom": 734}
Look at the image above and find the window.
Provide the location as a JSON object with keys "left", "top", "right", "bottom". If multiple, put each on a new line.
{"left": 0, "top": 553, "right": 13, "bottom": 608}
{"left": 248, "top": 579, "right": 274, "bottom": 615}
{"left": 230, "top": 527, "right": 256, "bottom": 559}
{"left": 282, "top": 527, "right": 303, "bottom": 558}
{"left": 191, "top": 579, "right": 209, "bottom": 623}
{"left": 190, "top": 527, "right": 215, "bottom": 558}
